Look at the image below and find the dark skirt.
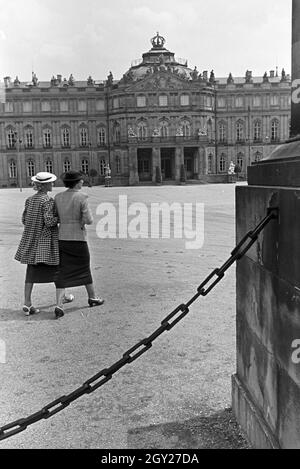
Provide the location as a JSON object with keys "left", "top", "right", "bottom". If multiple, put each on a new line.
{"left": 25, "top": 264, "right": 58, "bottom": 283}
{"left": 54, "top": 240, "right": 93, "bottom": 288}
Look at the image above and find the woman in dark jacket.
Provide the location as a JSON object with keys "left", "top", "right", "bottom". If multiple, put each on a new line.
{"left": 54, "top": 170, "right": 104, "bottom": 318}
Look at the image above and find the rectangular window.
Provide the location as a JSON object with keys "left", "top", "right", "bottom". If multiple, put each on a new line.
{"left": 78, "top": 100, "right": 87, "bottom": 112}
{"left": 5, "top": 102, "right": 13, "bottom": 113}
{"left": 159, "top": 95, "right": 168, "bottom": 107}
{"left": 96, "top": 99, "right": 105, "bottom": 111}
{"left": 60, "top": 100, "right": 69, "bottom": 112}
{"left": 180, "top": 94, "right": 189, "bottom": 106}
{"left": 253, "top": 96, "right": 261, "bottom": 107}
{"left": 235, "top": 97, "right": 243, "bottom": 108}
{"left": 270, "top": 95, "right": 279, "bottom": 106}
{"left": 23, "top": 101, "right": 32, "bottom": 113}
{"left": 217, "top": 97, "right": 225, "bottom": 108}
{"left": 113, "top": 97, "right": 119, "bottom": 109}
{"left": 137, "top": 96, "right": 146, "bottom": 107}
{"left": 41, "top": 101, "right": 51, "bottom": 112}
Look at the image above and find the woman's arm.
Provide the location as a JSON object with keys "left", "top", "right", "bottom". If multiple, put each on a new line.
{"left": 42, "top": 199, "right": 59, "bottom": 227}
{"left": 21, "top": 199, "right": 29, "bottom": 225}
{"left": 81, "top": 198, "right": 93, "bottom": 226}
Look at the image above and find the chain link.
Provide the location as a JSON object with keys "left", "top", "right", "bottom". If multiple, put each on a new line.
{"left": 0, "top": 207, "right": 278, "bottom": 442}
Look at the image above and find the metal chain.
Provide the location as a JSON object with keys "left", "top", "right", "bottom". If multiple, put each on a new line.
{"left": 0, "top": 207, "right": 278, "bottom": 442}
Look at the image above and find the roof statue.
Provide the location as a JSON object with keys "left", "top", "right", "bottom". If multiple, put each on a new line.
{"left": 14, "top": 76, "right": 20, "bottom": 86}
{"left": 263, "top": 71, "right": 269, "bottom": 83}
{"left": 245, "top": 70, "right": 253, "bottom": 83}
{"left": 32, "top": 72, "right": 38, "bottom": 86}
{"left": 68, "top": 74, "right": 75, "bottom": 86}
{"left": 106, "top": 71, "right": 113, "bottom": 86}
{"left": 87, "top": 75, "right": 94, "bottom": 86}
{"left": 227, "top": 72, "right": 234, "bottom": 84}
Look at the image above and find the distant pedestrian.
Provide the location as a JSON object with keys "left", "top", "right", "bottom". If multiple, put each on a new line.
{"left": 15, "top": 172, "right": 73, "bottom": 315}
{"left": 54, "top": 170, "right": 104, "bottom": 319}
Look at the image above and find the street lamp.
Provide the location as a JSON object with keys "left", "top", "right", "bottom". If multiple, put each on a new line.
{"left": 14, "top": 132, "right": 22, "bottom": 192}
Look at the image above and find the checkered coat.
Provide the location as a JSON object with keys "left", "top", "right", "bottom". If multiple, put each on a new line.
{"left": 15, "top": 192, "right": 59, "bottom": 265}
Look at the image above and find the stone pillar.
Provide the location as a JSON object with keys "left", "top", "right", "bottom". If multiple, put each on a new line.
{"left": 128, "top": 146, "right": 139, "bottom": 185}
{"left": 291, "top": 0, "right": 300, "bottom": 137}
{"left": 232, "top": 143, "right": 300, "bottom": 448}
{"left": 152, "top": 147, "right": 161, "bottom": 183}
{"left": 175, "top": 146, "right": 183, "bottom": 182}
{"left": 197, "top": 146, "right": 206, "bottom": 176}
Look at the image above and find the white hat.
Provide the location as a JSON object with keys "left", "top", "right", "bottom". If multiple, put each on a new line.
{"left": 31, "top": 172, "right": 57, "bottom": 183}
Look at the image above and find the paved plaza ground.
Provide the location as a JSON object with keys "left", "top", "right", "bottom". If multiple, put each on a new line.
{"left": 0, "top": 183, "right": 250, "bottom": 449}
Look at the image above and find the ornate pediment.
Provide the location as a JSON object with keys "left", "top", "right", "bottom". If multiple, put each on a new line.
{"left": 125, "top": 71, "right": 191, "bottom": 91}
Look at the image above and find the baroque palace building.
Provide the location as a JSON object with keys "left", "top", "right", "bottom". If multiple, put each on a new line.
{"left": 0, "top": 33, "right": 292, "bottom": 187}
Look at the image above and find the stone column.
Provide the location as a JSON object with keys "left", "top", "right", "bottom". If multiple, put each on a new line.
{"left": 175, "top": 146, "right": 183, "bottom": 182}
{"left": 152, "top": 147, "right": 161, "bottom": 183}
{"left": 291, "top": 0, "right": 300, "bottom": 137}
{"left": 128, "top": 146, "right": 139, "bottom": 185}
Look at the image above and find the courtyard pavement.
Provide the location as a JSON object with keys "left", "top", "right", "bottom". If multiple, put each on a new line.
{"left": 0, "top": 183, "right": 250, "bottom": 449}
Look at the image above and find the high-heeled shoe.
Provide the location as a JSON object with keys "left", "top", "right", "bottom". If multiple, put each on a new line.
{"left": 88, "top": 297, "right": 104, "bottom": 307}
{"left": 23, "top": 305, "right": 40, "bottom": 316}
{"left": 62, "top": 294, "right": 75, "bottom": 304}
{"left": 54, "top": 306, "right": 64, "bottom": 319}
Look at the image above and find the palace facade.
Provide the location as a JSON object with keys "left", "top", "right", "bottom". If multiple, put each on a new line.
{"left": 0, "top": 33, "right": 292, "bottom": 187}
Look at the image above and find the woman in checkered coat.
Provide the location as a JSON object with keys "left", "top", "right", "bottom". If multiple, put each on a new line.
{"left": 15, "top": 172, "right": 60, "bottom": 315}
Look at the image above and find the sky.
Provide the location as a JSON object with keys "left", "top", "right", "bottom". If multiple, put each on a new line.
{"left": 0, "top": 0, "right": 293, "bottom": 82}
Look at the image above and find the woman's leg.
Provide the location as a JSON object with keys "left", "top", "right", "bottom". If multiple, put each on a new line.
{"left": 85, "top": 284, "right": 104, "bottom": 306}
{"left": 24, "top": 282, "right": 33, "bottom": 306}
{"left": 56, "top": 288, "right": 66, "bottom": 309}
{"left": 85, "top": 283, "right": 96, "bottom": 299}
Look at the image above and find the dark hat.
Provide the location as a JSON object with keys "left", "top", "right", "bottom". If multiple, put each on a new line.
{"left": 62, "top": 170, "right": 83, "bottom": 182}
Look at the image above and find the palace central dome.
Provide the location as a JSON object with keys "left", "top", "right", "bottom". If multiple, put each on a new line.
{"left": 120, "top": 33, "right": 195, "bottom": 84}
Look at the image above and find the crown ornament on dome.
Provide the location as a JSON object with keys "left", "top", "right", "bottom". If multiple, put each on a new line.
{"left": 151, "top": 32, "right": 165, "bottom": 49}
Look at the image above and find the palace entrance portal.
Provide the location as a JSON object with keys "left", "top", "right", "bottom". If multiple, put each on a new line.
{"left": 161, "top": 148, "right": 175, "bottom": 180}
{"left": 137, "top": 148, "right": 152, "bottom": 181}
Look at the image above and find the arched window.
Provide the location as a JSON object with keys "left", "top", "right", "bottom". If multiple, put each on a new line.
{"left": 159, "top": 94, "right": 168, "bottom": 107}
{"left": 236, "top": 121, "right": 244, "bottom": 142}
{"left": 137, "top": 122, "right": 148, "bottom": 140}
{"left": 27, "top": 159, "right": 35, "bottom": 177}
{"left": 271, "top": 119, "right": 279, "bottom": 142}
{"left": 100, "top": 159, "right": 106, "bottom": 176}
{"left": 25, "top": 128, "right": 34, "bottom": 148}
{"left": 160, "top": 121, "right": 169, "bottom": 137}
{"left": 63, "top": 159, "right": 71, "bottom": 173}
{"left": 237, "top": 152, "right": 244, "bottom": 169}
{"left": 113, "top": 123, "right": 121, "bottom": 143}
{"left": 207, "top": 154, "right": 213, "bottom": 173}
{"left": 43, "top": 128, "right": 52, "bottom": 148}
{"left": 62, "top": 128, "right": 70, "bottom": 147}
{"left": 9, "top": 160, "right": 17, "bottom": 178}
{"left": 219, "top": 154, "right": 226, "bottom": 173}
{"left": 7, "top": 129, "right": 16, "bottom": 149}
{"left": 181, "top": 120, "right": 191, "bottom": 137}
{"left": 80, "top": 127, "right": 88, "bottom": 147}
{"left": 45, "top": 159, "right": 53, "bottom": 173}
{"left": 81, "top": 159, "right": 89, "bottom": 174}
{"left": 97, "top": 127, "right": 106, "bottom": 145}
{"left": 254, "top": 120, "right": 262, "bottom": 142}
{"left": 218, "top": 122, "right": 227, "bottom": 142}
